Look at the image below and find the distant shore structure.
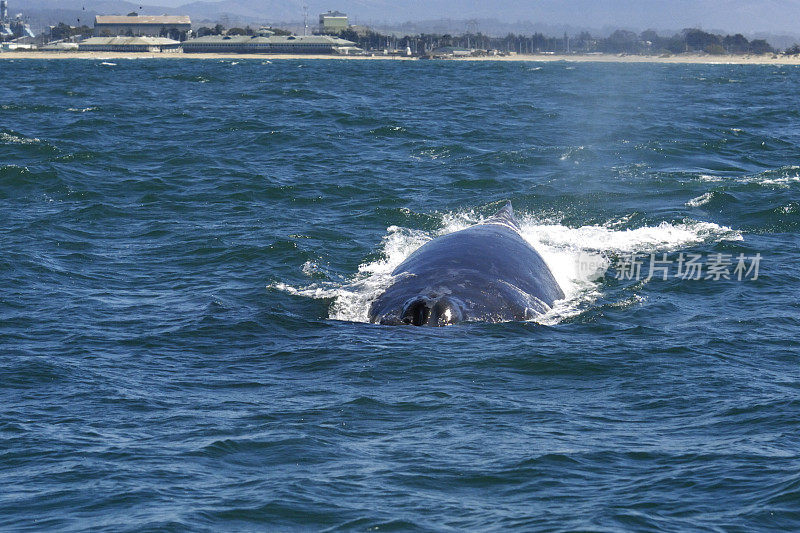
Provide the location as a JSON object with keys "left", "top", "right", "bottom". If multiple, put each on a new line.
{"left": 318, "top": 11, "right": 348, "bottom": 34}
{"left": 94, "top": 13, "right": 191, "bottom": 38}
{"left": 0, "top": 0, "right": 35, "bottom": 40}
{"left": 78, "top": 36, "right": 180, "bottom": 52}
{"left": 182, "top": 33, "right": 361, "bottom": 55}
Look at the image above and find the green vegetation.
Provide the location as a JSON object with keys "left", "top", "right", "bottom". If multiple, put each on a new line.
{"left": 193, "top": 25, "right": 291, "bottom": 38}
{"left": 225, "top": 27, "right": 252, "bottom": 36}
{"left": 159, "top": 27, "right": 188, "bottom": 41}
{"left": 266, "top": 27, "right": 293, "bottom": 36}
{"left": 586, "top": 28, "right": 774, "bottom": 55}
{"left": 48, "top": 22, "right": 93, "bottom": 41}
{"left": 195, "top": 24, "right": 226, "bottom": 37}
{"left": 340, "top": 26, "right": 777, "bottom": 56}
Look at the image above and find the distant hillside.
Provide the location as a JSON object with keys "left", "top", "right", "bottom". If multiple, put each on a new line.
{"left": 176, "top": 1, "right": 296, "bottom": 22}
{"left": 168, "top": 0, "right": 800, "bottom": 35}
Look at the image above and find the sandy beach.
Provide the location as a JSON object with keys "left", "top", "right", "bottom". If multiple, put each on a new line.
{"left": 0, "top": 51, "right": 413, "bottom": 61}
{"left": 459, "top": 53, "right": 800, "bottom": 65}
{"left": 3, "top": 50, "right": 800, "bottom": 64}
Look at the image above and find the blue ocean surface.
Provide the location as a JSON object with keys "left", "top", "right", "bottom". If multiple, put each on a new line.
{"left": 1, "top": 58, "right": 799, "bottom": 531}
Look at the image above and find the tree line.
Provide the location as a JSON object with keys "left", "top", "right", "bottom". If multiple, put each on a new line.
{"left": 194, "top": 25, "right": 291, "bottom": 37}
{"left": 338, "top": 27, "right": 780, "bottom": 56}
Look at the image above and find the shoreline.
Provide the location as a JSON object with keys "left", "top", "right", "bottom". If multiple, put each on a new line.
{"left": 3, "top": 51, "right": 800, "bottom": 64}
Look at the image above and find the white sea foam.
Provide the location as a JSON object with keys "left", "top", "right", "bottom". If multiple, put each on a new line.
{"left": 559, "top": 145, "right": 585, "bottom": 162}
{"left": 271, "top": 210, "right": 741, "bottom": 325}
{"left": 698, "top": 167, "right": 800, "bottom": 187}
{"left": 0, "top": 132, "right": 40, "bottom": 144}
{"left": 301, "top": 260, "right": 318, "bottom": 276}
{"left": 759, "top": 175, "right": 800, "bottom": 186}
{"left": 740, "top": 166, "right": 800, "bottom": 187}
{"left": 686, "top": 192, "right": 714, "bottom": 207}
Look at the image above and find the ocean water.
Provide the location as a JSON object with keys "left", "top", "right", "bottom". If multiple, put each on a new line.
{"left": 1, "top": 58, "right": 799, "bottom": 531}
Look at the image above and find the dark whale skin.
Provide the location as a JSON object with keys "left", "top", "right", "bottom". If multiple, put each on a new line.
{"left": 368, "top": 203, "right": 565, "bottom": 326}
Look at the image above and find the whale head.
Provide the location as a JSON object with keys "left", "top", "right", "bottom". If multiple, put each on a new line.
{"left": 398, "top": 295, "right": 465, "bottom": 326}
{"left": 371, "top": 294, "right": 466, "bottom": 326}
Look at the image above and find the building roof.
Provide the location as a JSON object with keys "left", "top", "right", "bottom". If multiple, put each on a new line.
{"left": 80, "top": 36, "right": 180, "bottom": 45}
{"left": 184, "top": 34, "right": 355, "bottom": 46}
{"left": 94, "top": 15, "right": 191, "bottom": 25}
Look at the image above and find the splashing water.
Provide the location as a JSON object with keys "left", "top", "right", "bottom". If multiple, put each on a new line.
{"left": 686, "top": 192, "right": 715, "bottom": 207}
{"left": 272, "top": 210, "right": 741, "bottom": 325}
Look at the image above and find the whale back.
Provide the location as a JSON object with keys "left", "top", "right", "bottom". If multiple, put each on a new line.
{"left": 485, "top": 201, "right": 521, "bottom": 231}
{"left": 368, "top": 202, "right": 564, "bottom": 326}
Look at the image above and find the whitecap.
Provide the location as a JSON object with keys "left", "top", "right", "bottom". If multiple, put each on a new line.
{"left": 0, "top": 132, "right": 40, "bottom": 144}
{"left": 759, "top": 175, "right": 800, "bottom": 186}
{"left": 686, "top": 192, "right": 714, "bottom": 207}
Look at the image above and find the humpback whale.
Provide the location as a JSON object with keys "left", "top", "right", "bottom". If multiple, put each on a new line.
{"left": 368, "top": 202, "right": 564, "bottom": 326}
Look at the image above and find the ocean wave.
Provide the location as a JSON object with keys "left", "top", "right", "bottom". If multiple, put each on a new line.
{"left": 696, "top": 166, "right": 800, "bottom": 188}
{"left": 0, "top": 131, "right": 41, "bottom": 145}
{"left": 157, "top": 73, "right": 216, "bottom": 83}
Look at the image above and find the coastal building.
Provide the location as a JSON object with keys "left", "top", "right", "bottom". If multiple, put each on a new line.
{"left": 39, "top": 42, "right": 80, "bottom": 51}
{"left": 318, "top": 11, "right": 348, "bottom": 34}
{"left": 94, "top": 13, "right": 191, "bottom": 38}
{"left": 78, "top": 36, "right": 180, "bottom": 52}
{"left": 430, "top": 46, "right": 475, "bottom": 58}
{"left": 0, "top": 41, "right": 34, "bottom": 50}
{"left": 182, "top": 34, "right": 361, "bottom": 55}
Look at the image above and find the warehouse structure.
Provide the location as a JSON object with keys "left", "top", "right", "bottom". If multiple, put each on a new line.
{"left": 181, "top": 34, "right": 361, "bottom": 54}
{"left": 78, "top": 36, "right": 180, "bottom": 52}
{"left": 94, "top": 13, "right": 191, "bottom": 38}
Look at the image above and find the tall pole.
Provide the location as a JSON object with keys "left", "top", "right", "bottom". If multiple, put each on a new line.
{"left": 303, "top": 5, "right": 307, "bottom": 36}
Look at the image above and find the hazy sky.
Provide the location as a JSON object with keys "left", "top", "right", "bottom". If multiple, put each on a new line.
{"left": 115, "top": 0, "right": 800, "bottom": 35}
{"left": 147, "top": 0, "right": 187, "bottom": 5}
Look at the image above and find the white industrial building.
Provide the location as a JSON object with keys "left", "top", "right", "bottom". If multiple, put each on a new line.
{"left": 94, "top": 14, "right": 191, "bottom": 37}
{"left": 182, "top": 34, "right": 361, "bottom": 54}
{"left": 78, "top": 36, "right": 180, "bottom": 52}
{"left": 318, "top": 11, "right": 348, "bottom": 34}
